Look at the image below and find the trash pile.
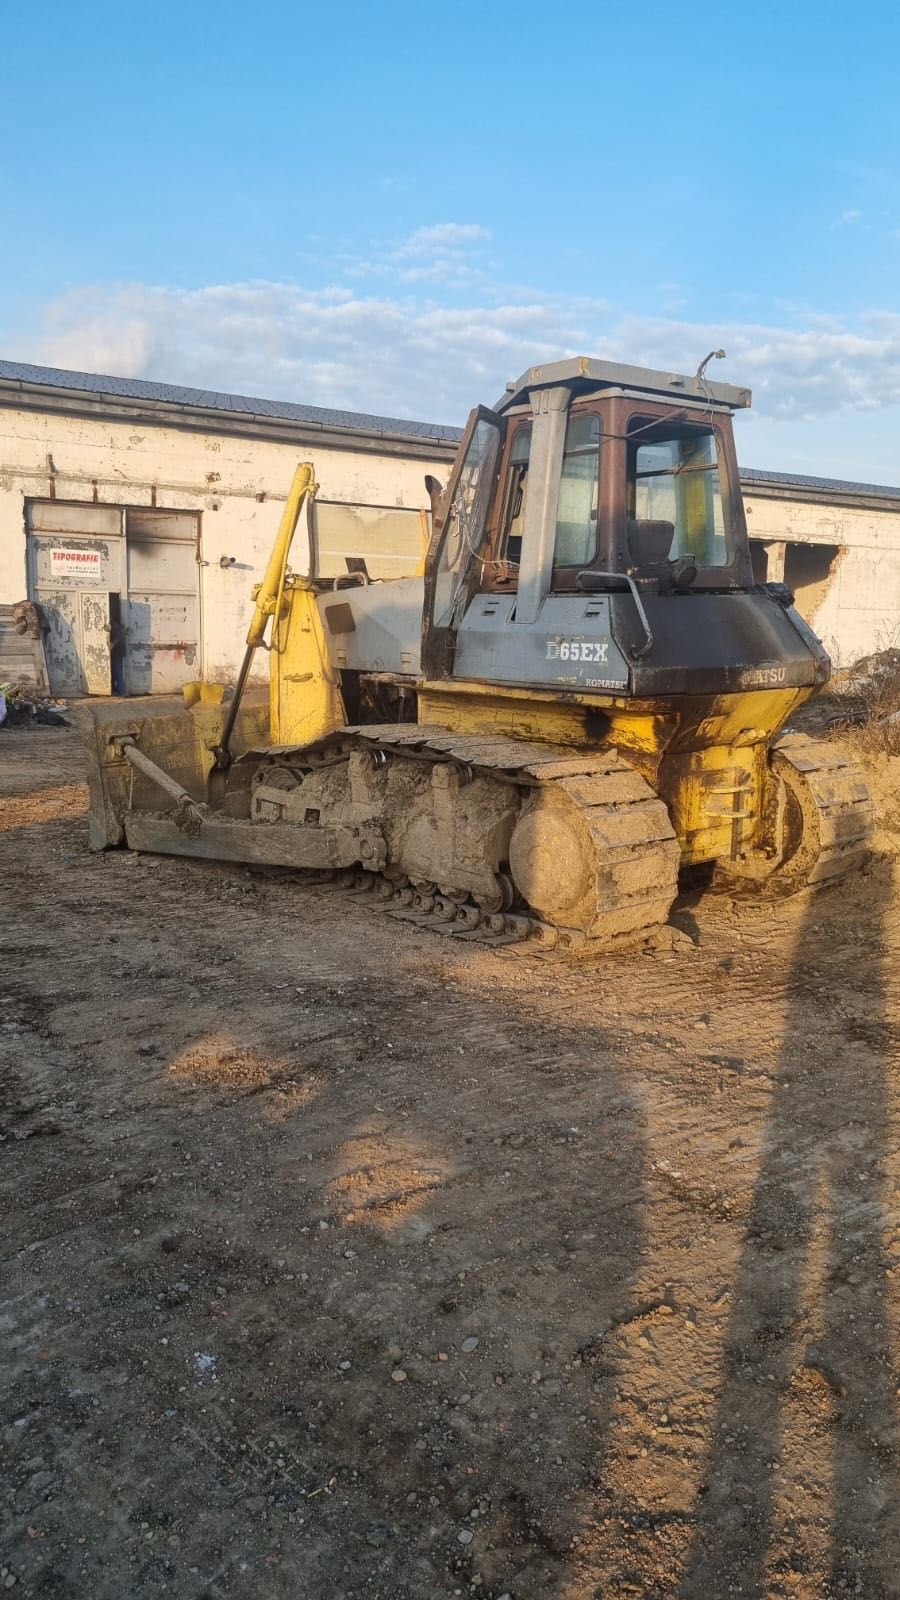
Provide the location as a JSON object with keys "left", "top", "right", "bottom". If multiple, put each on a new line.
{"left": 784, "top": 646, "right": 900, "bottom": 736}
{"left": 828, "top": 647, "right": 900, "bottom": 729}
{"left": 0, "top": 684, "right": 70, "bottom": 729}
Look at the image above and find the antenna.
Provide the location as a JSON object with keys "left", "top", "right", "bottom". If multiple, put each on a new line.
{"left": 695, "top": 348, "right": 726, "bottom": 382}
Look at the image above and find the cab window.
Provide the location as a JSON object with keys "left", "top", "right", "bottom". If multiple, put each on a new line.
{"left": 628, "top": 418, "right": 729, "bottom": 567}
{"left": 434, "top": 413, "right": 501, "bottom": 623}
{"left": 500, "top": 411, "right": 600, "bottom": 569}
{"left": 554, "top": 412, "right": 600, "bottom": 567}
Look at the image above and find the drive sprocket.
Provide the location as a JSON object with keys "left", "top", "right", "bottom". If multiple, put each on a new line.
{"left": 715, "top": 733, "right": 874, "bottom": 895}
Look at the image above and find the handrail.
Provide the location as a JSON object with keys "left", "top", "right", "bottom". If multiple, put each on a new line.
{"left": 575, "top": 571, "right": 654, "bottom": 659}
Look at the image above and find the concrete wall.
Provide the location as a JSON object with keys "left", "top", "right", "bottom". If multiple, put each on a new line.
{"left": 743, "top": 491, "right": 900, "bottom": 667}
{"left": 0, "top": 403, "right": 452, "bottom": 683}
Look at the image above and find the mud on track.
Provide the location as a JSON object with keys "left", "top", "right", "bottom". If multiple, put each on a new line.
{"left": 2, "top": 728, "right": 899, "bottom": 1599}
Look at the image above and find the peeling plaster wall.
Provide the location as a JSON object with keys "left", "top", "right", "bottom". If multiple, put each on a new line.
{"left": 743, "top": 492, "right": 900, "bottom": 666}
{"left": 3, "top": 397, "right": 900, "bottom": 684}
{"left": 0, "top": 404, "right": 453, "bottom": 684}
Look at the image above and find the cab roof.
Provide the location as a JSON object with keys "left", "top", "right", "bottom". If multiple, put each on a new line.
{"left": 496, "top": 356, "right": 751, "bottom": 414}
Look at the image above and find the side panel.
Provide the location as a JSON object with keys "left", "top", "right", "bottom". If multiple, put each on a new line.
{"left": 611, "top": 590, "right": 827, "bottom": 695}
{"left": 452, "top": 589, "right": 823, "bottom": 699}
{"left": 453, "top": 593, "right": 630, "bottom": 692}
{"left": 317, "top": 577, "right": 424, "bottom": 675}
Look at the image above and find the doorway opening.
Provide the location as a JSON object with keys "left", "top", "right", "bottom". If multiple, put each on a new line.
{"left": 749, "top": 537, "right": 841, "bottom": 621}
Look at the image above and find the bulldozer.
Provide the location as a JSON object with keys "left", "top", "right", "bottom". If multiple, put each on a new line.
{"left": 80, "top": 356, "right": 874, "bottom": 951}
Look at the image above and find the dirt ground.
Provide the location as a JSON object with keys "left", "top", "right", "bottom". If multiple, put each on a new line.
{"left": 2, "top": 727, "right": 899, "bottom": 1600}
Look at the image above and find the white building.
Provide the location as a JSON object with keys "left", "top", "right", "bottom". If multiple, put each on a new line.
{"left": 740, "top": 469, "right": 900, "bottom": 667}
{"left": 1, "top": 358, "right": 898, "bottom": 694}
{"left": 0, "top": 361, "right": 457, "bottom": 697}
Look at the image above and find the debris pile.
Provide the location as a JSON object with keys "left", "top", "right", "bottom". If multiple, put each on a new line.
{"left": 835, "top": 646, "right": 900, "bottom": 704}
{"left": 1, "top": 599, "right": 52, "bottom": 704}
{"left": 832, "top": 647, "right": 900, "bottom": 724}
{"left": 0, "top": 684, "right": 69, "bottom": 729}
{"left": 787, "top": 647, "right": 900, "bottom": 757}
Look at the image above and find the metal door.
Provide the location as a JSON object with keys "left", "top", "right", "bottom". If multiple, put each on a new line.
{"left": 26, "top": 501, "right": 124, "bottom": 695}
{"left": 78, "top": 592, "right": 112, "bottom": 694}
{"left": 124, "top": 510, "right": 200, "bottom": 694}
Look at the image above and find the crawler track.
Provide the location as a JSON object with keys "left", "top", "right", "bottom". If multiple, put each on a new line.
{"left": 773, "top": 734, "right": 876, "bottom": 885}
{"left": 248, "top": 725, "right": 681, "bottom": 952}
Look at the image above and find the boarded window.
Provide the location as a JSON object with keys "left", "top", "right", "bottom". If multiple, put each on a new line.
{"left": 315, "top": 502, "right": 430, "bottom": 580}
{"left": 126, "top": 509, "right": 199, "bottom": 541}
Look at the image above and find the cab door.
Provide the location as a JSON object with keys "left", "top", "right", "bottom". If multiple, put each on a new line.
{"left": 421, "top": 406, "right": 502, "bottom": 679}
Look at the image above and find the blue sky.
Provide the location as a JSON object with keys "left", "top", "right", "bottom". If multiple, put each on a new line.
{"left": 3, "top": 0, "right": 900, "bottom": 480}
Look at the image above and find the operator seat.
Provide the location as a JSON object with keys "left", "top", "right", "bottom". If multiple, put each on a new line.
{"left": 627, "top": 517, "right": 675, "bottom": 570}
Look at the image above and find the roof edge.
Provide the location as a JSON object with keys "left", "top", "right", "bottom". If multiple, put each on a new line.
{"left": 0, "top": 358, "right": 462, "bottom": 451}
{"left": 0, "top": 368, "right": 461, "bottom": 461}
{"left": 741, "top": 465, "right": 900, "bottom": 508}
{"left": 3, "top": 358, "right": 900, "bottom": 506}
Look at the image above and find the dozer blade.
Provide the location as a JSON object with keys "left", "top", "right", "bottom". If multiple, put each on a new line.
{"left": 77, "top": 692, "right": 270, "bottom": 851}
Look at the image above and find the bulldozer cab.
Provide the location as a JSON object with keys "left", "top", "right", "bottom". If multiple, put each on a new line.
{"left": 422, "top": 358, "right": 764, "bottom": 693}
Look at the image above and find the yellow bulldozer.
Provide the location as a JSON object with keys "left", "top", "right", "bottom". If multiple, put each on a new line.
{"left": 80, "top": 356, "right": 874, "bottom": 951}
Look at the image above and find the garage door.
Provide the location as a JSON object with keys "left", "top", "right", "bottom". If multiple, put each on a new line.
{"left": 26, "top": 501, "right": 125, "bottom": 695}
{"left": 124, "top": 510, "right": 200, "bottom": 694}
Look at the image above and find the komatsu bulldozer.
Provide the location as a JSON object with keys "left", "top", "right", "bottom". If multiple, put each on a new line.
{"left": 80, "top": 357, "right": 874, "bottom": 951}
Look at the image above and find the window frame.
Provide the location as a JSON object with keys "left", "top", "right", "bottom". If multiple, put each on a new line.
{"left": 498, "top": 417, "right": 533, "bottom": 566}
{"left": 479, "top": 392, "right": 754, "bottom": 595}
{"left": 628, "top": 416, "right": 731, "bottom": 571}
{"left": 606, "top": 394, "right": 753, "bottom": 590}
{"left": 551, "top": 408, "right": 602, "bottom": 575}
{"left": 483, "top": 401, "right": 606, "bottom": 592}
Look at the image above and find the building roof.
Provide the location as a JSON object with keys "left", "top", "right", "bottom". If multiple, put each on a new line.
{"left": 0, "top": 358, "right": 463, "bottom": 447}
{"left": 741, "top": 466, "right": 900, "bottom": 504}
{"left": 3, "top": 357, "right": 900, "bottom": 505}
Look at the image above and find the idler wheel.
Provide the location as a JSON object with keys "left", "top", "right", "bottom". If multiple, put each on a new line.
{"left": 508, "top": 791, "right": 594, "bottom": 929}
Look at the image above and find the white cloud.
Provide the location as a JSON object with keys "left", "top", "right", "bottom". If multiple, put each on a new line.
{"left": 16, "top": 279, "right": 596, "bottom": 420}
{"left": 8, "top": 223, "right": 900, "bottom": 454}
{"left": 396, "top": 223, "right": 491, "bottom": 256}
{"left": 607, "top": 311, "right": 900, "bottom": 418}
{"left": 347, "top": 221, "right": 494, "bottom": 287}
